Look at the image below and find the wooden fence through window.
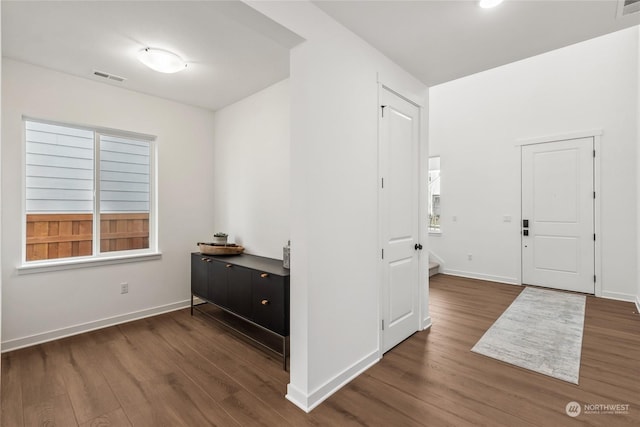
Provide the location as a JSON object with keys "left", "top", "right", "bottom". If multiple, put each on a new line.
{"left": 26, "top": 213, "right": 149, "bottom": 261}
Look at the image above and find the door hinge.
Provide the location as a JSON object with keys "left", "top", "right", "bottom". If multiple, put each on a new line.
{"left": 593, "top": 149, "right": 596, "bottom": 158}
{"left": 381, "top": 105, "right": 387, "bottom": 118}
{"left": 381, "top": 177, "right": 384, "bottom": 188}
{"left": 593, "top": 191, "right": 596, "bottom": 199}
{"left": 594, "top": 234, "right": 596, "bottom": 241}
{"left": 382, "top": 319, "right": 385, "bottom": 330}
{"left": 382, "top": 248, "right": 384, "bottom": 259}
{"left": 594, "top": 275, "right": 596, "bottom": 283}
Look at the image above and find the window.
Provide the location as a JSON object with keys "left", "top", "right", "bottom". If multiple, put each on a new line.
{"left": 428, "top": 156, "right": 441, "bottom": 233}
{"left": 24, "top": 119, "right": 156, "bottom": 263}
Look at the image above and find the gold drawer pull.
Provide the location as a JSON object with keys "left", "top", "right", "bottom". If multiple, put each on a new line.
{"left": 261, "top": 299, "right": 270, "bottom": 305}
{"left": 260, "top": 273, "right": 269, "bottom": 278}
{"left": 201, "top": 257, "right": 211, "bottom": 262}
{"left": 226, "top": 264, "right": 232, "bottom": 268}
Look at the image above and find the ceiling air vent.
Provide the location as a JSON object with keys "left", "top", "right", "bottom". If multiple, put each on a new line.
{"left": 93, "top": 70, "right": 126, "bottom": 83}
{"left": 618, "top": 0, "right": 640, "bottom": 17}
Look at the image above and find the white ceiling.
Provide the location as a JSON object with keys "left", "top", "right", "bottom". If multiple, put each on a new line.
{"left": 1, "top": 1, "right": 303, "bottom": 111}
{"left": 314, "top": 0, "right": 640, "bottom": 87}
{"left": 2, "top": 1, "right": 639, "bottom": 111}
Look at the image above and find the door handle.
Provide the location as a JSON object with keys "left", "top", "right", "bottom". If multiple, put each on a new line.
{"left": 523, "top": 219, "right": 529, "bottom": 228}
{"left": 414, "top": 243, "right": 423, "bottom": 251}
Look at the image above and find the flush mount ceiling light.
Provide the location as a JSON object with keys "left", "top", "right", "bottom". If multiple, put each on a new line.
{"left": 479, "top": 0, "right": 505, "bottom": 8}
{"left": 138, "top": 47, "right": 187, "bottom": 73}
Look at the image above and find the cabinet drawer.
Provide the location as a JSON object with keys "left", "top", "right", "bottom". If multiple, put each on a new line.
{"left": 252, "top": 272, "right": 285, "bottom": 335}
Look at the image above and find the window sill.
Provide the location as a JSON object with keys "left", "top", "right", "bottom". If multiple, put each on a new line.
{"left": 17, "top": 252, "right": 162, "bottom": 275}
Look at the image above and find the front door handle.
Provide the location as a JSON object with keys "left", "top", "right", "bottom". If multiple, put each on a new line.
{"left": 414, "top": 243, "right": 423, "bottom": 251}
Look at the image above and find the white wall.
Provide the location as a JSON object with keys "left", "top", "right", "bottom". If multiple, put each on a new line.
{"left": 637, "top": 27, "right": 640, "bottom": 312}
{"left": 211, "top": 79, "right": 290, "bottom": 260}
{"left": 429, "top": 26, "right": 639, "bottom": 301}
{"left": 1, "top": 59, "right": 216, "bottom": 350}
{"left": 0, "top": 0, "right": 3, "bottom": 390}
{"left": 247, "top": 1, "right": 429, "bottom": 412}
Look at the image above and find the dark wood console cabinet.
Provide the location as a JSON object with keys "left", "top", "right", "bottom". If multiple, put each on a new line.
{"left": 190, "top": 252, "right": 290, "bottom": 369}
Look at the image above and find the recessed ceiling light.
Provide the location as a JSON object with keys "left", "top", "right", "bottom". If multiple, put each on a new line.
{"left": 479, "top": 0, "right": 505, "bottom": 8}
{"left": 138, "top": 48, "right": 187, "bottom": 74}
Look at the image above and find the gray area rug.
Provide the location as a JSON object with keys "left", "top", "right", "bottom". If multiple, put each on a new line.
{"left": 471, "top": 286, "right": 586, "bottom": 384}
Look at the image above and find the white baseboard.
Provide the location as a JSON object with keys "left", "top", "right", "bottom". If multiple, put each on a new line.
{"left": 1, "top": 299, "right": 191, "bottom": 352}
{"left": 286, "top": 350, "right": 379, "bottom": 412}
{"left": 442, "top": 269, "right": 520, "bottom": 286}
{"left": 285, "top": 383, "right": 311, "bottom": 413}
{"left": 442, "top": 270, "right": 637, "bottom": 304}
{"left": 421, "top": 316, "right": 432, "bottom": 331}
{"left": 600, "top": 291, "right": 636, "bottom": 303}
{"left": 428, "top": 251, "right": 445, "bottom": 269}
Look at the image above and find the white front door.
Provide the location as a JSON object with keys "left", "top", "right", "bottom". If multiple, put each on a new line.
{"left": 379, "top": 87, "right": 421, "bottom": 353}
{"left": 521, "top": 138, "right": 595, "bottom": 294}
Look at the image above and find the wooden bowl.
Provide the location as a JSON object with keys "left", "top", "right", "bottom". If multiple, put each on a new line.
{"left": 198, "top": 243, "right": 244, "bottom": 256}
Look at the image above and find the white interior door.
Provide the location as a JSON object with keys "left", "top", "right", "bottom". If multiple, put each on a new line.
{"left": 380, "top": 87, "right": 421, "bottom": 353}
{"left": 522, "top": 137, "right": 594, "bottom": 294}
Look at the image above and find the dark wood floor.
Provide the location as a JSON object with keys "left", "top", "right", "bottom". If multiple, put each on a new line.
{"left": 2, "top": 274, "right": 639, "bottom": 426}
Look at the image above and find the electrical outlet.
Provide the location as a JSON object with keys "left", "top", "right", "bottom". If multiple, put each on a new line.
{"left": 467, "top": 254, "right": 473, "bottom": 261}
{"left": 120, "top": 282, "right": 129, "bottom": 294}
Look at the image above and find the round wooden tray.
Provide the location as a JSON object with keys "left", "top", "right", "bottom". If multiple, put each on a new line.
{"left": 198, "top": 243, "right": 244, "bottom": 256}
